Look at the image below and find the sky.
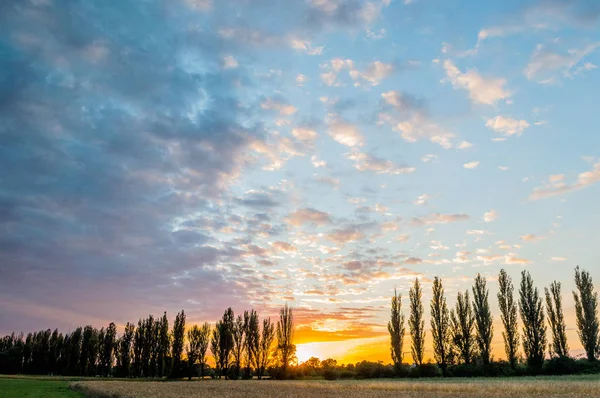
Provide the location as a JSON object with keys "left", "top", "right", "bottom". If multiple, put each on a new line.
{"left": 1, "top": 0, "right": 600, "bottom": 364}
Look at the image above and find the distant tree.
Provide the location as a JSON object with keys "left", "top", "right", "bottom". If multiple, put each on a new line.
{"left": 430, "top": 277, "right": 451, "bottom": 371}
{"left": 213, "top": 308, "right": 235, "bottom": 379}
{"left": 116, "top": 322, "right": 134, "bottom": 377}
{"left": 80, "top": 326, "right": 99, "bottom": 376}
{"left": 255, "top": 317, "right": 275, "bottom": 380}
{"left": 519, "top": 270, "right": 547, "bottom": 371}
{"left": 133, "top": 319, "right": 144, "bottom": 377}
{"left": 409, "top": 278, "right": 425, "bottom": 366}
{"left": 276, "top": 304, "right": 296, "bottom": 373}
{"left": 186, "top": 325, "right": 202, "bottom": 380}
{"left": 232, "top": 314, "right": 245, "bottom": 378}
{"left": 210, "top": 324, "right": 221, "bottom": 377}
{"left": 472, "top": 274, "right": 493, "bottom": 365}
{"left": 450, "top": 290, "right": 475, "bottom": 365}
{"left": 99, "top": 322, "right": 116, "bottom": 376}
{"left": 244, "top": 310, "right": 260, "bottom": 376}
{"left": 49, "top": 329, "right": 61, "bottom": 375}
{"left": 170, "top": 310, "right": 186, "bottom": 378}
{"left": 157, "top": 312, "right": 170, "bottom": 378}
{"left": 141, "top": 315, "right": 154, "bottom": 377}
{"left": 573, "top": 266, "right": 600, "bottom": 361}
{"left": 388, "top": 288, "right": 405, "bottom": 368}
{"left": 546, "top": 281, "right": 569, "bottom": 358}
{"left": 197, "top": 322, "right": 211, "bottom": 379}
{"left": 498, "top": 269, "right": 519, "bottom": 367}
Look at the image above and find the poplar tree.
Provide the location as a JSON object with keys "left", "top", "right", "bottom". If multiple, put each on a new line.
{"left": 498, "top": 269, "right": 519, "bottom": 367}
{"left": 117, "top": 322, "right": 134, "bottom": 377}
{"left": 157, "top": 312, "right": 170, "bottom": 377}
{"left": 232, "top": 314, "right": 245, "bottom": 378}
{"left": 388, "top": 288, "right": 405, "bottom": 368}
{"left": 244, "top": 310, "right": 260, "bottom": 376}
{"left": 198, "top": 322, "right": 211, "bottom": 379}
{"left": 256, "top": 317, "right": 275, "bottom": 380}
{"left": 409, "top": 278, "right": 425, "bottom": 366}
{"left": 170, "top": 310, "right": 186, "bottom": 378}
{"left": 450, "top": 290, "right": 475, "bottom": 364}
{"left": 186, "top": 325, "right": 202, "bottom": 380}
{"left": 573, "top": 266, "right": 600, "bottom": 361}
{"left": 431, "top": 277, "right": 451, "bottom": 370}
{"left": 546, "top": 281, "right": 569, "bottom": 357}
{"left": 519, "top": 270, "right": 547, "bottom": 370}
{"left": 276, "top": 304, "right": 296, "bottom": 372}
{"left": 472, "top": 274, "right": 493, "bottom": 364}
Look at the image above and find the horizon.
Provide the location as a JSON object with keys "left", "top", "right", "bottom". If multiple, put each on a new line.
{"left": 1, "top": 0, "right": 600, "bottom": 367}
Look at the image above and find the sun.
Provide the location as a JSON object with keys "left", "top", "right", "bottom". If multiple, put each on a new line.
{"left": 295, "top": 342, "right": 322, "bottom": 364}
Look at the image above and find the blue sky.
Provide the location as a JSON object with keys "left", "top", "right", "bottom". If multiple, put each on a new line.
{"left": 1, "top": 0, "right": 600, "bottom": 362}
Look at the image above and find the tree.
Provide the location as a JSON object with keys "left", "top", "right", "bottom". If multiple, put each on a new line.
{"left": 116, "top": 322, "right": 134, "bottom": 377}
{"left": 519, "top": 270, "right": 547, "bottom": 370}
{"left": 430, "top": 277, "right": 451, "bottom": 370}
{"left": 197, "top": 322, "right": 211, "bottom": 379}
{"left": 255, "top": 317, "right": 275, "bottom": 379}
{"left": 186, "top": 325, "right": 202, "bottom": 380}
{"left": 170, "top": 310, "right": 186, "bottom": 378}
{"left": 498, "top": 269, "right": 519, "bottom": 367}
{"left": 133, "top": 319, "right": 144, "bottom": 377}
{"left": 472, "top": 274, "right": 493, "bottom": 365}
{"left": 232, "top": 314, "right": 245, "bottom": 378}
{"left": 212, "top": 308, "right": 234, "bottom": 379}
{"left": 546, "top": 281, "right": 569, "bottom": 357}
{"left": 573, "top": 266, "right": 599, "bottom": 361}
{"left": 388, "top": 288, "right": 405, "bottom": 368}
{"left": 211, "top": 324, "right": 221, "bottom": 377}
{"left": 99, "top": 322, "right": 116, "bottom": 376}
{"left": 244, "top": 310, "right": 260, "bottom": 376}
{"left": 409, "top": 278, "right": 425, "bottom": 366}
{"left": 157, "top": 312, "right": 170, "bottom": 378}
{"left": 276, "top": 304, "right": 296, "bottom": 373}
{"left": 80, "top": 326, "right": 99, "bottom": 376}
{"left": 450, "top": 290, "right": 475, "bottom": 364}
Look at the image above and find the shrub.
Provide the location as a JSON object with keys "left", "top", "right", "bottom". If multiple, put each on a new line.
{"left": 323, "top": 368, "right": 341, "bottom": 380}
{"left": 409, "top": 363, "right": 441, "bottom": 378}
{"left": 543, "top": 356, "right": 578, "bottom": 375}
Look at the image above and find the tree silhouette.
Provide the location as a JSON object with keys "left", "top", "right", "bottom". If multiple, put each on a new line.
{"left": 430, "top": 277, "right": 451, "bottom": 371}
{"left": 232, "top": 314, "right": 245, "bottom": 378}
{"left": 409, "top": 278, "right": 425, "bottom": 366}
{"left": 573, "top": 266, "right": 599, "bottom": 361}
{"left": 276, "top": 304, "right": 296, "bottom": 373}
{"left": 186, "top": 325, "right": 202, "bottom": 380}
{"left": 388, "top": 288, "right": 405, "bottom": 368}
{"left": 472, "top": 274, "right": 493, "bottom": 365}
{"left": 498, "top": 269, "right": 519, "bottom": 368}
{"left": 197, "top": 322, "right": 211, "bottom": 379}
{"left": 546, "top": 281, "right": 569, "bottom": 357}
{"left": 450, "top": 290, "right": 474, "bottom": 365}
{"left": 244, "top": 310, "right": 260, "bottom": 376}
{"left": 519, "top": 270, "right": 547, "bottom": 371}
{"left": 170, "top": 310, "right": 186, "bottom": 378}
{"left": 256, "top": 317, "right": 275, "bottom": 380}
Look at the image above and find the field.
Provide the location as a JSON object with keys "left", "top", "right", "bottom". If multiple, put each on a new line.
{"left": 0, "top": 377, "right": 85, "bottom": 398}
{"left": 70, "top": 376, "right": 600, "bottom": 398}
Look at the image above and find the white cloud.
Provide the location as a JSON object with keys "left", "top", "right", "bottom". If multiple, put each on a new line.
{"left": 222, "top": 55, "right": 238, "bottom": 69}
{"left": 289, "top": 38, "right": 324, "bottom": 55}
{"left": 464, "top": 161, "right": 480, "bottom": 169}
{"left": 286, "top": 208, "right": 332, "bottom": 226}
{"left": 414, "top": 194, "right": 430, "bottom": 205}
{"left": 411, "top": 213, "right": 470, "bottom": 226}
{"left": 351, "top": 61, "right": 395, "bottom": 86}
{"left": 346, "top": 152, "right": 416, "bottom": 175}
{"left": 320, "top": 71, "right": 339, "bottom": 86}
{"left": 551, "top": 257, "right": 567, "bottom": 261}
{"left": 421, "top": 154, "right": 438, "bottom": 163}
{"left": 530, "top": 161, "right": 600, "bottom": 200}
{"left": 292, "top": 127, "right": 318, "bottom": 143}
{"left": 327, "top": 120, "right": 364, "bottom": 147}
{"left": 457, "top": 141, "right": 473, "bottom": 150}
{"left": 443, "top": 60, "right": 512, "bottom": 105}
{"left": 483, "top": 209, "right": 498, "bottom": 222}
{"left": 520, "top": 234, "right": 546, "bottom": 243}
{"left": 486, "top": 116, "right": 530, "bottom": 136}
{"left": 498, "top": 166, "right": 509, "bottom": 171}
{"left": 467, "top": 229, "right": 489, "bottom": 235}
{"left": 296, "top": 74, "right": 308, "bottom": 86}
{"left": 379, "top": 112, "right": 455, "bottom": 149}
{"left": 524, "top": 42, "right": 600, "bottom": 84}
{"left": 366, "top": 28, "right": 386, "bottom": 40}
{"left": 261, "top": 98, "right": 297, "bottom": 115}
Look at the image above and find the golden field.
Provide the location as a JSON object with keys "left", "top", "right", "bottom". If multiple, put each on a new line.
{"left": 71, "top": 376, "right": 600, "bottom": 398}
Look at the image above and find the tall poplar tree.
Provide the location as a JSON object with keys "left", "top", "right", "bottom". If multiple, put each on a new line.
{"left": 388, "top": 288, "right": 405, "bottom": 368}
{"left": 244, "top": 310, "right": 260, "bottom": 376}
{"left": 573, "top": 266, "right": 599, "bottom": 361}
{"left": 198, "top": 322, "right": 211, "bottom": 379}
{"left": 472, "top": 274, "right": 493, "bottom": 364}
{"left": 519, "top": 270, "right": 547, "bottom": 371}
{"left": 450, "top": 290, "right": 475, "bottom": 364}
{"left": 498, "top": 269, "right": 519, "bottom": 367}
{"left": 430, "top": 277, "right": 451, "bottom": 370}
{"left": 409, "top": 278, "right": 425, "bottom": 366}
{"left": 276, "top": 304, "right": 296, "bottom": 373}
{"left": 545, "top": 281, "right": 569, "bottom": 357}
{"left": 170, "top": 310, "right": 186, "bottom": 378}
{"left": 256, "top": 317, "right": 275, "bottom": 380}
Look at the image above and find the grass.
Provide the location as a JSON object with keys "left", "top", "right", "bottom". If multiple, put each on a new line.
{"left": 0, "top": 377, "right": 86, "bottom": 398}
{"left": 71, "top": 375, "right": 600, "bottom": 397}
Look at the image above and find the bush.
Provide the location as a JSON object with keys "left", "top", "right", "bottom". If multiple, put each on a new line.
{"left": 543, "top": 356, "right": 578, "bottom": 375}
{"left": 323, "top": 368, "right": 341, "bottom": 380}
{"left": 394, "top": 363, "right": 411, "bottom": 378}
{"left": 409, "top": 363, "right": 441, "bottom": 378}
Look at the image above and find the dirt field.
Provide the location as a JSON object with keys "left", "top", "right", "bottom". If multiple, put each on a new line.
{"left": 71, "top": 376, "right": 600, "bottom": 398}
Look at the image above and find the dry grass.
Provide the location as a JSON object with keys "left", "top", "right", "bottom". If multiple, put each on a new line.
{"left": 71, "top": 376, "right": 600, "bottom": 398}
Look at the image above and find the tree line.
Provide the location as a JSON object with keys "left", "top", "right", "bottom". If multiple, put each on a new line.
{"left": 0, "top": 304, "right": 296, "bottom": 380}
{"left": 388, "top": 266, "right": 600, "bottom": 376}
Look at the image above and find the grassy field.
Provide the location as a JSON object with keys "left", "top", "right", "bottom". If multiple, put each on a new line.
{"left": 71, "top": 376, "right": 600, "bottom": 398}
{"left": 0, "top": 377, "right": 85, "bottom": 398}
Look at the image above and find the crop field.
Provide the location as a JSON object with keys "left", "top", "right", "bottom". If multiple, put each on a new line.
{"left": 0, "top": 377, "right": 85, "bottom": 398}
{"left": 71, "top": 376, "right": 600, "bottom": 398}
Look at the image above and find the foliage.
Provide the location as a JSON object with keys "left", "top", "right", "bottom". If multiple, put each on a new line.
{"left": 387, "top": 288, "right": 405, "bottom": 367}
{"left": 170, "top": 310, "right": 186, "bottom": 378}
{"left": 430, "top": 277, "right": 451, "bottom": 370}
{"left": 519, "top": 271, "right": 547, "bottom": 371}
{"left": 573, "top": 266, "right": 600, "bottom": 361}
{"left": 450, "top": 290, "right": 475, "bottom": 365}
{"left": 498, "top": 269, "right": 519, "bottom": 368}
{"left": 276, "top": 303, "right": 296, "bottom": 372}
{"left": 545, "top": 281, "right": 569, "bottom": 358}
{"left": 408, "top": 278, "right": 425, "bottom": 366}
{"left": 472, "top": 274, "right": 493, "bottom": 365}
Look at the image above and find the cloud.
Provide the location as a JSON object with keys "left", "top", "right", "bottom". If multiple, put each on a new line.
{"left": 529, "top": 161, "right": 600, "bottom": 200}
{"left": 315, "top": 175, "right": 340, "bottom": 188}
{"left": 271, "top": 241, "right": 297, "bottom": 252}
{"left": 311, "top": 155, "right": 327, "bottom": 168}
{"left": 234, "top": 191, "right": 279, "bottom": 209}
{"left": 350, "top": 61, "right": 396, "bottom": 86}
{"left": 222, "top": 55, "right": 239, "bottom": 69}
{"left": 306, "top": 0, "right": 391, "bottom": 29}
{"left": 414, "top": 194, "right": 430, "bottom": 205}
{"left": 524, "top": 42, "right": 600, "bottom": 84}
{"left": 443, "top": 60, "right": 512, "bottom": 105}
{"left": 292, "top": 127, "right": 318, "bottom": 143}
{"left": 327, "top": 120, "right": 364, "bottom": 147}
{"left": 421, "top": 154, "right": 438, "bottom": 163}
{"left": 289, "top": 38, "right": 325, "bottom": 55}
{"left": 261, "top": 97, "right": 298, "bottom": 115}
{"left": 346, "top": 152, "right": 416, "bottom": 174}
{"left": 411, "top": 213, "right": 470, "bottom": 226}
{"left": 467, "top": 229, "right": 490, "bottom": 235}
{"left": 296, "top": 74, "right": 308, "bottom": 86}
{"left": 486, "top": 116, "right": 530, "bottom": 136}
{"left": 520, "top": 234, "right": 547, "bottom": 243}
{"left": 457, "top": 141, "right": 473, "bottom": 150}
{"left": 483, "top": 209, "right": 498, "bottom": 222}
{"left": 498, "top": 166, "right": 509, "bottom": 171}
{"left": 326, "top": 226, "right": 365, "bottom": 244}
{"left": 286, "top": 208, "right": 332, "bottom": 226}
{"left": 464, "top": 161, "right": 480, "bottom": 169}
{"left": 551, "top": 257, "right": 567, "bottom": 261}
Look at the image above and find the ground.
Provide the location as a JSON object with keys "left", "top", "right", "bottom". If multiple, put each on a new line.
{"left": 70, "top": 376, "right": 600, "bottom": 398}
{"left": 0, "top": 377, "right": 85, "bottom": 398}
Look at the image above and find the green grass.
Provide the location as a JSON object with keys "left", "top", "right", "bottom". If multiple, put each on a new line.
{"left": 0, "top": 378, "right": 86, "bottom": 398}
